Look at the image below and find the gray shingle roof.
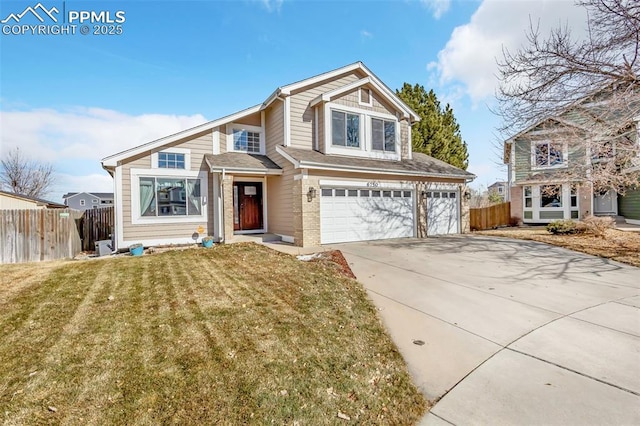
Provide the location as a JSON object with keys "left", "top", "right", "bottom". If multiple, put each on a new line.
{"left": 204, "top": 153, "right": 282, "bottom": 173}
{"left": 279, "top": 147, "right": 474, "bottom": 180}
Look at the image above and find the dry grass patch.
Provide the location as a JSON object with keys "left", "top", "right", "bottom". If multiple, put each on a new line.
{"left": 476, "top": 227, "right": 640, "bottom": 267}
{"left": 0, "top": 243, "right": 426, "bottom": 424}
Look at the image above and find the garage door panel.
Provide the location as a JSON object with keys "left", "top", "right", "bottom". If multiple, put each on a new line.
{"left": 321, "top": 187, "right": 414, "bottom": 244}
{"left": 427, "top": 191, "right": 459, "bottom": 236}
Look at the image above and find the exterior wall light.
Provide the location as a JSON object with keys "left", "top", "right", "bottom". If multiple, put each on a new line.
{"left": 307, "top": 187, "right": 317, "bottom": 202}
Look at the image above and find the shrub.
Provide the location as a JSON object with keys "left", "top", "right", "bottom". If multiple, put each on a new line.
{"left": 509, "top": 216, "right": 521, "bottom": 227}
{"left": 546, "top": 219, "right": 578, "bottom": 235}
{"left": 580, "top": 215, "right": 615, "bottom": 238}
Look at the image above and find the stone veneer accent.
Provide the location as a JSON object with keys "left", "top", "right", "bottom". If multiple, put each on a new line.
{"left": 293, "top": 176, "right": 321, "bottom": 247}
{"left": 222, "top": 175, "right": 235, "bottom": 241}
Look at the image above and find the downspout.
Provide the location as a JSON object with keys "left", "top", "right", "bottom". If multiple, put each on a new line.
{"left": 220, "top": 168, "right": 226, "bottom": 242}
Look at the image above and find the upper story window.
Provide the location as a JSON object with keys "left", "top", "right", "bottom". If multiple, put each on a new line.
{"left": 227, "top": 123, "right": 264, "bottom": 154}
{"left": 332, "top": 110, "right": 360, "bottom": 148}
{"left": 159, "top": 152, "right": 186, "bottom": 169}
{"left": 233, "top": 129, "right": 261, "bottom": 153}
{"left": 533, "top": 141, "right": 564, "bottom": 168}
{"left": 371, "top": 118, "right": 396, "bottom": 152}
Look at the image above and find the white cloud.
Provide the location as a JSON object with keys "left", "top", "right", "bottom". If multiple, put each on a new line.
{"left": 0, "top": 107, "right": 208, "bottom": 201}
{"left": 0, "top": 107, "right": 207, "bottom": 163}
{"left": 430, "top": 0, "right": 588, "bottom": 103}
{"left": 422, "top": 0, "right": 451, "bottom": 19}
{"left": 260, "top": 0, "right": 283, "bottom": 13}
{"left": 360, "top": 30, "right": 373, "bottom": 40}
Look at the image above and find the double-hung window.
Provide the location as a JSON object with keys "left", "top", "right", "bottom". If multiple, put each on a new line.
{"left": 332, "top": 110, "right": 360, "bottom": 148}
{"left": 371, "top": 118, "right": 396, "bottom": 152}
{"left": 534, "top": 141, "right": 564, "bottom": 167}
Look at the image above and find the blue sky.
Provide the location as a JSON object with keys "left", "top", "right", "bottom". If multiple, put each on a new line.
{"left": 0, "top": 0, "right": 586, "bottom": 202}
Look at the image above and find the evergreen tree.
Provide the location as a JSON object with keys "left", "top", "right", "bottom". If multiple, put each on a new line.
{"left": 397, "top": 83, "right": 469, "bottom": 170}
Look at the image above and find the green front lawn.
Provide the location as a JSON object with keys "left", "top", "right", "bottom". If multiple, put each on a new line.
{"left": 0, "top": 243, "right": 426, "bottom": 424}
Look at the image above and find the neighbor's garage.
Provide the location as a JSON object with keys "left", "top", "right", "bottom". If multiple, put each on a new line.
{"left": 426, "top": 190, "right": 459, "bottom": 235}
{"left": 320, "top": 187, "right": 414, "bottom": 244}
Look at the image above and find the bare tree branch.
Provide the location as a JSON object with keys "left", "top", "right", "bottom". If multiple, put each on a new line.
{"left": 497, "top": 0, "right": 640, "bottom": 193}
{"left": 0, "top": 147, "right": 56, "bottom": 198}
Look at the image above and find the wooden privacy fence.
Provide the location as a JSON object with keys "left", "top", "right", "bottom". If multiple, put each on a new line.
{"left": 0, "top": 209, "right": 82, "bottom": 264}
{"left": 470, "top": 202, "right": 511, "bottom": 231}
{"left": 78, "top": 207, "right": 114, "bottom": 251}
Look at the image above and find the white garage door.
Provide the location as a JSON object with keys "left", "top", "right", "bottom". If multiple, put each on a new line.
{"left": 320, "top": 188, "right": 414, "bottom": 244}
{"left": 426, "top": 190, "right": 459, "bottom": 235}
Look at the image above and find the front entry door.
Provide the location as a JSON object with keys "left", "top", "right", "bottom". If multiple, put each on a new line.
{"left": 233, "top": 182, "right": 263, "bottom": 231}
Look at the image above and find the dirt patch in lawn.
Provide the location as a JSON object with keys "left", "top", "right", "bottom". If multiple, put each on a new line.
{"left": 0, "top": 243, "right": 426, "bottom": 424}
{"left": 309, "top": 250, "right": 357, "bottom": 279}
{"left": 476, "top": 227, "right": 640, "bottom": 267}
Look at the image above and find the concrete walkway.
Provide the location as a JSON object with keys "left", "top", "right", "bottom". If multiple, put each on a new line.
{"left": 334, "top": 236, "right": 640, "bottom": 425}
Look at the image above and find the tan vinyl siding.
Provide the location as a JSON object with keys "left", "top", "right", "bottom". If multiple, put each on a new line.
{"left": 120, "top": 131, "right": 215, "bottom": 242}
{"left": 333, "top": 88, "right": 398, "bottom": 116}
{"left": 289, "top": 71, "right": 364, "bottom": 149}
{"left": 235, "top": 111, "right": 261, "bottom": 127}
{"left": 266, "top": 162, "right": 295, "bottom": 236}
{"left": 216, "top": 126, "right": 227, "bottom": 154}
{"left": 264, "top": 100, "right": 293, "bottom": 236}
{"left": 266, "top": 101, "right": 285, "bottom": 157}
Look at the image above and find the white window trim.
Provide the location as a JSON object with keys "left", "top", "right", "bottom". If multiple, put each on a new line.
{"left": 130, "top": 168, "right": 208, "bottom": 225}
{"left": 358, "top": 88, "right": 373, "bottom": 107}
{"left": 79, "top": 199, "right": 86, "bottom": 206}
{"left": 151, "top": 147, "right": 191, "bottom": 171}
{"left": 323, "top": 102, "right": 400, "bottom": 160}
{"left": 226, "top": 123, "right": 265, "bottom": 155}
{"left": 531, "top": 140, "right": 568, "bottom": 170}
{"left": 522, "top": 184, "right": 575, "bottom": 223}
{"left": 92, "top": 199, "right": 99, "bottom": 203}
{"left": 370, "top": 117, "right": 399, "bottom": 155}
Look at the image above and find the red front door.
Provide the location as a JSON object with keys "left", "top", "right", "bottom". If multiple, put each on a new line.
{"left": 233, "top": 182, "right": 263, "bottom": 231}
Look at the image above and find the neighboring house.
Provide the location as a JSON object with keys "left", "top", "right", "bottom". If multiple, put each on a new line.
{"left": 63, "top": 192, "right": 114, "bottom": 210}
{"left": 0, "top": 190, "right": 66, "bottom": 209}
{"left": 487, "top": 181, "right": 507, "bottom": 201}
{"left": 102, "top": 62, "right": 475, "bottom": 249}
{"left": 504, "top": 93, "right": 640, "bottom": 224}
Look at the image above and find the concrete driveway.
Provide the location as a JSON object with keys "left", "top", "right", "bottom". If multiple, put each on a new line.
{"left": 334, "top": 235, "right": 640, "bottom": 425}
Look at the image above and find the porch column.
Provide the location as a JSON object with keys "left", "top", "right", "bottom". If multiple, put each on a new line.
{"left": 222, "top": 174, "right": 234, "bottom": 242}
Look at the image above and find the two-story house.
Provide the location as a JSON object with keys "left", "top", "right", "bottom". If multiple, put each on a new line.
{"left": 504, "top": 90, "right": 640, "bottom": 225}
{"left": 487, "top": 181, "right": 507, "bottom": 202}
{"left": 101, "top": 62, "right": 475, "bottom": 249}
{"left": 63, "top": 192, "right": 114, "bottom": 210}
